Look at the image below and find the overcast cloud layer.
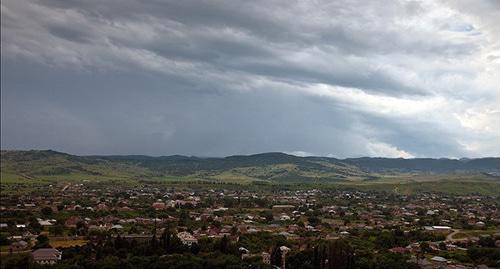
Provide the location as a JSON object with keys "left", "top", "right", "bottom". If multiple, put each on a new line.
{"left": 1, "top": 0, "right": 499, "bottom": 158}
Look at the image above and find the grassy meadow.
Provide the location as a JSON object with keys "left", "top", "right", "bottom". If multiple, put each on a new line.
{"left": 1, "top": 150, "right": 499, "bottom": 195}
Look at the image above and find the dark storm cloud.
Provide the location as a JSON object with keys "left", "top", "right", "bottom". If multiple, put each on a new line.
{"left": 1, "top": 0, "right": 499, "bottom": 157}
{"left": 2, "top": 0, "right": 448, "bottom": 94}
{"left": 1, "top": 59, "right": 364, "bottom": 156}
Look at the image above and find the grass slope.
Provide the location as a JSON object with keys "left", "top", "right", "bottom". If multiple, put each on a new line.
{"left": 1, "top": 150, "right": 499, "bottom": 195}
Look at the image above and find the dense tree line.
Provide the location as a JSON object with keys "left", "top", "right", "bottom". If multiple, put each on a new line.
{"left": 1, "top": 231, "right": 268, "bottom": 269}
{"left": 1, "top": 236, "right": 419, "bottom": 269}
{"left": 1, "top": 231, "right": 497, "bottom": 269}
{"left": 286, "top": 239, "right": 418, "bottom": 269}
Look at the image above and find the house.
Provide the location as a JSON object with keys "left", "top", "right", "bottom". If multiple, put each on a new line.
{"left": 111, "top": 224, "right": 124, "bottom": 230}
{"left": 32, "top": 248, "right": 62, "bottom": 265}
{"left": 389, "top": 247, "right": 409, "bottom": 254}
{"left": 279, "top": 214, "right": 291, "bottom": 221}
{"left": 65, "top": 216, "right": 81, "bottom": 228}
{"left": 177, "top": 232, "right": 198, "bottom": 246}
{"left": 38, "top": 219, "right": 53, "bottom": 227}
{"left": 96, "top": 203, "right": 108, "bottom": 211}
{"left": 425, "top": 226, "right": 452, "bottom": 233}
{"left": 340, "top": 231, "right": 350, "bottom": 236}
{"left": 430, "top": 256, "right": 447, "bottom": 263}
{"left": 117, "top": 206, "right": 133, "bottom": 212}
{"left": 10, "top": 240, "right": 29, "bottom": 251}
{"left": 239, "top": 247, "right": 250, "bottom": 254}
{"left": 272, "top": 205, "right": 295, "bottom": 215}
{"left": 262, "top": 252, "right": 271, "bottom": 264}
{"left": 475, "top": 221, "right": 485, "bottom": 228}
{"left": 152, "top": 202, "right": 166, "bottom": 210}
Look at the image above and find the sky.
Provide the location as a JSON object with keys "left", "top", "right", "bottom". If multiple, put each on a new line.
{"left": 1, "top": 0, "right": 499, "bottom": 158}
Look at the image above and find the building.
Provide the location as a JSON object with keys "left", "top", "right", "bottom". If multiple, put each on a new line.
{"left": 65, "top": 216, "right": 81, "bottom": 228}
{"left": 262, "top": 252, "right": 271, "bottom": 264}
{"left": 475, "top": 221, "right": 485, "bottom": 228}
{"left": 425, "top": 226, "right": 452, "bottom": 233}
{"left": 96, "top": 203, "right": 108, "bottom": 211}
{"left": 10, "top": 240, "right": 28, "bottom": 251}
{"left": 272, "top": 205, "right": 295, "bottom": 215}
{"left": 280, "top": 246, "right": 291, "bottom": 269}
{"left": 152, "top": 202, "right": 166, "bottom": 210}
{"left": 430, "top": 256, "right": 447, "bottom": 263}
{"left": 38, "top": 219, "right": 53, "bottom": 227}
{"left": 177, "top": 231, "right": 198, "bottom": 246}
{"left": 389, "top": 247, "right": 409, "bottom": 254}
{"left": 32, "top": 248, "right": 62, "bottom": 265}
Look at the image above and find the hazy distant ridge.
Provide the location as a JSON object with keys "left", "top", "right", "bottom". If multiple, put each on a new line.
{"left": 2, "top": 150, "right": 498, "bottom": 178}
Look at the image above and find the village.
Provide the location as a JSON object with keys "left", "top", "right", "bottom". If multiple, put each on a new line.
{"left": 1, "top": 181, "right": 499, "bottom": 268}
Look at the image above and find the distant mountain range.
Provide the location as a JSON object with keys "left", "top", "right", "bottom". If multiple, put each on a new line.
{"left": 92, "top": 152, "right": 500, "bottom": 173}
{"left": 1, "top": 150, "right": 499, "bottom": 183}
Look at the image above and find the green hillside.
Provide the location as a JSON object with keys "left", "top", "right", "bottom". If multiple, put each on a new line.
{"left": 0, "top": 150, "right": 366, "bottom": 184}
{"left": 0, "top": 150, "right": 152, "bottom": 183}
{"left": 1, "top": 150, "right": 499, "bottom": 194}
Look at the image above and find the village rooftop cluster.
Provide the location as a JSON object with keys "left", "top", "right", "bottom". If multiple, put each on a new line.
{"left": 1, "top": 182, "right": 499, "bottom": 268}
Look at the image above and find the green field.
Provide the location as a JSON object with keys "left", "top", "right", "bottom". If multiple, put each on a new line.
{"left": 1, "top": 150, "right": 499, "bottom": 195}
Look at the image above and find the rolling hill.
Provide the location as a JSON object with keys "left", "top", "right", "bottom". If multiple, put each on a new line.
{"left": 1, "top": 150, "right": 499, "bottom": 184}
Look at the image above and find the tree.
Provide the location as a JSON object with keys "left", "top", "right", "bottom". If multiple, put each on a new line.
{"left": 0, "top": 253, "right": 32, "bottom": 269}
{"left": 29, "top": 217, "right": 42, "bottom": 233}
{"left": 467, "top": 247, "right": 500, "bottom": 267}
{"left": 218, "top": 235, "right": 230, "bottom": 254}
{"left": 128, "top": 225, "right": 139, "bottom": 235}
{"left": 190, "top": 243, "right": 200, "bottom": 255}
{"left": 478, "top": 236, "right": 495, "bottom": 247}
{"left": 287, "top": 249, "right": 314, "bottom": 269}
{"left": 375, "top": 231, "right": 396, "bottom": 249}
{"left": 160, "top": 229, "right": 184, "bottom": 253}
{"left": 327, "top": 240, "right": 354, "bottom": 269}
{"left": 41, "top": 206, "right": 53, "bottom": 216}
{"left": 50, "top": 224, "right": 65, "bottom": 236}
{"left": 308, "top": 216, "right": 321, "bottom": 227}
{"left": 149, "top": 234, "right": 159, "bottom": 255}
{"left": 271, "top": 246, "right": 283, "bottom": 268}
{"left": 34, "top": 235, "right": 50, "bottom": 249}
{"left": 230, "top": 225, "right": 238, "bottom": 236}
{"left": 313, "top": 244, "right": 327, "bottom": 269}
{"left": 372, "top": 252, "right": 419, "bottom": 269}
{"left": 76, "top": 220, "right": 88, "bottom": 235}
{"left": 260, "top": 210, "right": 274, "bottom": 222}
{"left": 0, "top": 234, "right": 11, "bottom": 246}
{"left": 419, "top": 242, "right": 431, "bottom": 254}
